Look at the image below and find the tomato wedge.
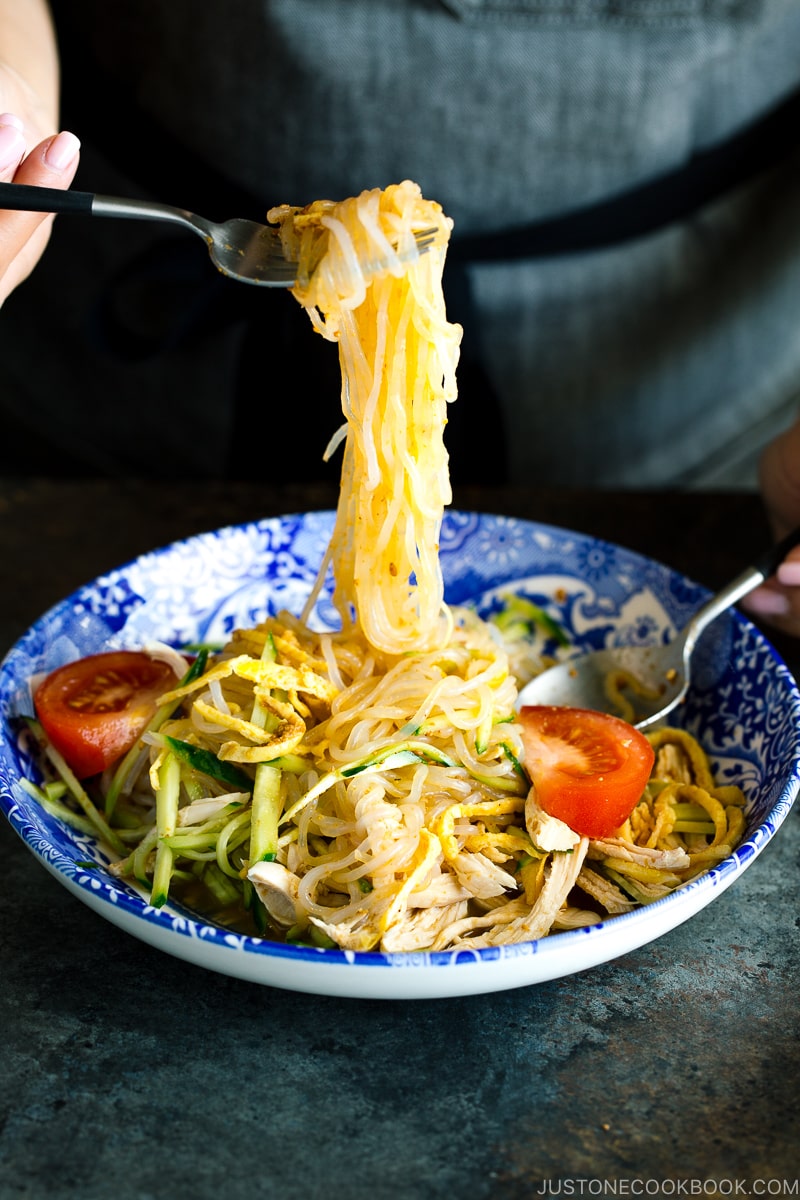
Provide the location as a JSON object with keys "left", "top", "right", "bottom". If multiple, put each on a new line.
{"left": 34, "top": 651, "right": 180, "bottom": 779}
{"left": 518, "top": 705, "right": 655, "bottom": 839}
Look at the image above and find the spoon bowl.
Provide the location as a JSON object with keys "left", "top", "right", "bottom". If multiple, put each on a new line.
{"left": 515, "top": 526, "right": 800, "bottom": 728}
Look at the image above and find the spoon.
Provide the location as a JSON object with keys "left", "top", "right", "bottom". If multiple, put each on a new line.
{"left": 515, "top": 526, "right": 800, "bottom": 729}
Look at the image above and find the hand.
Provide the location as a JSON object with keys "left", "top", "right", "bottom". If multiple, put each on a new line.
{"left": 741, "top": 417, "right": 800, "bottom": 636}
{"left": 0, "top": 113, "right": 80, "bottom": 306}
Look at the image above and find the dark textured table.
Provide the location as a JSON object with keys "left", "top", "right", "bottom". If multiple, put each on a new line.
{"left": 1, "top": 479, "right": 798, "bottom": 1200}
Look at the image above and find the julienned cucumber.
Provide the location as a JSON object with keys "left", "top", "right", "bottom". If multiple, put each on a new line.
{"left": 341, "top": 740, "right": 458, "bottom": 777}
{"left": 163, "top": 736, "right": 253, "bottom": 792}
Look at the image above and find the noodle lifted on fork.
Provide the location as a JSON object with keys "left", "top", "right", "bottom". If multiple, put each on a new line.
{"left": 269, "top": 180, "right": 462, "bottom": 655}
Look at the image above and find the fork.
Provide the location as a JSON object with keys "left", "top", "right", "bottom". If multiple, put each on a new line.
{"left": 0, "top": 182, "right": 439, "bottom": 287}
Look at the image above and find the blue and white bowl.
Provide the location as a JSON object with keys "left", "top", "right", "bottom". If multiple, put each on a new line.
{"left": 1, "top": 511, "right": 798, "bottom": 1000}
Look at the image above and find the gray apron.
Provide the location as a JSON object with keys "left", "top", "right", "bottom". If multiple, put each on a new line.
{"left": 2, "top": 0, "right": 799, "bottom": 487}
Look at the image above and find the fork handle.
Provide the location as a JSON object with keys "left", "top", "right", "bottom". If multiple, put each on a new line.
{"left": 754, "top": 525, "right": 800, "bottom": 579}
{"left": 0, "top": 181, "right": 94, "bottom": 215}
{"left": 0, "top": 182, "right": 196, "bottom": 231}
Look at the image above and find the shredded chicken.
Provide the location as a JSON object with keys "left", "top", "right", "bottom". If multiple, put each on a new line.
{"left": 588, "top": 838, "right": 691, "bottom": 871}
{"left": 381, "top": 901, "right": 470, "bottom": 953}
{"left": 451, "top": 850, "right": 518, "bottom": 898}
{"left": 247, "top": 861, "right": 306, "bottom": 929}
{"left": 440, "top": 838, "right": 590, "bottom": 949}
{"left": 525, "top": 790, "right": 582, "bottom": 852}
{"left": 576, "top": 864, "right": 636, "bottom": 915}
{"left": 653, "top": 742, "right": 694, "bottom": 785}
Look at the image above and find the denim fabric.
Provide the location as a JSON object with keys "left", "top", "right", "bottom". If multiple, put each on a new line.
{"left": 2, "top": 0, "right": 798, "bottom": 485}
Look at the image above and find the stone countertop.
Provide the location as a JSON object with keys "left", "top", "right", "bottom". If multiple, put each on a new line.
{"left": 1, "top": 480, "right": 797, "bottom": 1200}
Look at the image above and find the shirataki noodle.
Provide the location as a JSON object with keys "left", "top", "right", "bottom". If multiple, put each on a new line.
{"left": 268, "top": 182, "right": 461, "bottom": 655}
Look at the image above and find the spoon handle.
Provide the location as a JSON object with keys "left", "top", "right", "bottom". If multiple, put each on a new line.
{"left": 682, "top": 525, "right": 800, "bottom": 655}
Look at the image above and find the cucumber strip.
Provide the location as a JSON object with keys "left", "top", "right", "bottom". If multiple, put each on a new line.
{"left": 168, "top": 867, "right": 195, "bottom": 884}
{"left": 672, "top": 820, "right": 716, "bottom": 836}
{"left": 201, "top": 861, "right": 243, "bottom": 906}
{"left": 104, "top": 648, "right": 210, "bottom": 818}
{"left": 115, "top": 824, "right": 160, "bottom": 844}
{"left": 215, "top": 809, "right": 252, "bottom": 878}
{"left": 342, "top": 740, "right": 457, "bottom": 776}
{"left": 160, "top": 845, "right": 217, "bottom": 862}
{"left": 603, "top": 865, "right": 661, "bottom": 905}
{"left": 161, "top": 830, "right": 221, "bottom": 853}
{"left": 501, "top": 742, "right": 531, "bottom": 785}
{"left": 261, "top": 752, "right": 309, "bottom": 774}
{"left": 249, "top": 631, "right": 281, "bottom": 733}
{"left": 250, "top": 763, "right": 282, "bottom": 864}
{"left": 250, "top": 633, "right": 293, "bottom": 868}
{"left": 467, "top": 769, "right": 527, "bottom": 794}
{"left": 493, "top": 596, "right": 570, "bottom": 647}
{"left": 241, "top": 875, "right": 271, "bottom": 933}
{"left": 43, "top": 781, "right": 68, "bottom": 801}
{"left": 108, "top": 801, "right": 147, "bottom": 830}
{"left": 182, "top": 776, "right": 208, "bottom": 802}
{"left": 176, "top": 802, "right": 247, "bottom": 833}
{"left": 308, "top": 925, "right": 336, "bottom": 950}
{"left": 36, "top": 734, "right": 128, "bottom": 856}
{"left": 251, "top": 892, "right": 269, "bottom": 935}
{"left": 248, "top": 635, "right": 285, "bottom": 862}
{"left": 19, "top": 777, "right": 99, "bottom": 838}
{"left": 162, "top": 735, "right": 253, "bottom": 792}
{"left": 474, "top": 710, "right": 493, "bottom": 756}
{"left": 281, "top": 740, "right": 458, "bottom": 825}
{"left": 150, "top": 752, "right": 181, "bottom": 906}
{"left": 130, "top": 823, "right": 160, "bottom": 886}
{"left": 671, "top": 802, "right": 714, "bottom": 821}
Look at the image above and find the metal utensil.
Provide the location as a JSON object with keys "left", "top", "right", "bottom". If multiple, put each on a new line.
{"left": 515, "top": 526, "right": 800, "bottom": 729}
{"left": 0, "top": 182, "right": 438, "bottom": 287}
